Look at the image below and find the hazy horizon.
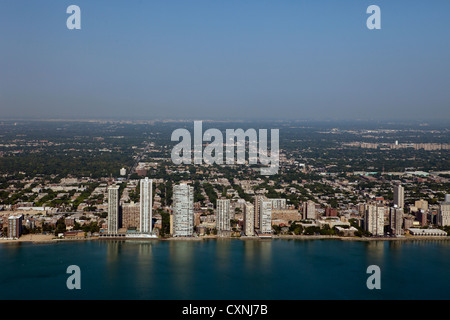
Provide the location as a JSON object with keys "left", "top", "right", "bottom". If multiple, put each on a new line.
{"left": 1, "top": 0, "right": 450, "bottom": 122}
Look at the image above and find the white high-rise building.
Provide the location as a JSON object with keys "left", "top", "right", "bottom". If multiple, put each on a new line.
{"left": 303, "top": 200, "right": 316, "bottom": 220}
{"left": 393, "top": 184, "right": 405, "bottom": 209}
{"left": 438, "top": 196, "right": 450, "bottom": 226}
{"left": 107, "top": 185, "right": 120, "bottom": 234}
{"left": 260, "top": 200, "right": 273, "bottom": 234}
{"left": 216, "top": 199, "right": 231, "bottom": 233}
{"left": 140, "top": 177, "right": 153, "bottom": 234}
{"left": 244, "top": 202, "right": 255, "bottom": 236}
{"left": 173, "top": 183, "right": 194, "bottom": 237}
{"left": 389, "top": 207, "right": 403, "bottom": 236}
{"left": 365, "top": 204, "right": 385, "bottom": 236}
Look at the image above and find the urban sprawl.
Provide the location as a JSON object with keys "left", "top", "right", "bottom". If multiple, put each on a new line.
{"left": 1, "top": 120, "right": 449, "bottom": 241}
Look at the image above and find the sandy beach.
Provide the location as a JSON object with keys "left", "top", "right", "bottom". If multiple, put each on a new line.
{"left": 0, "top": 234, "right": 55, "bottom": 244}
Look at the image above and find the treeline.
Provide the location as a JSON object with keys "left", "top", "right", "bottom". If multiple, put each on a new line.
{"left": 0, "top": 152, "right": 133, "bottom": 178}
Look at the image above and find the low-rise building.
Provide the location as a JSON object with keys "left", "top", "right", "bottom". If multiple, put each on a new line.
{"left": 408, "top": 228, "right": 447, "bottom": 237}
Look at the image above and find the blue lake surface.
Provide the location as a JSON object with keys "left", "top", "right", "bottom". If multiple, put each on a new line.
{"left": 0, "top": 239, "right": 449, "bottom": 300}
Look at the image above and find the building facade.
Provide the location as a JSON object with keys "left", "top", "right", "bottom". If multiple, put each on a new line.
{"left": 216, "top": 199, "right": 231, "bottom": 234}
{"left": 107, "top": 185, "right": 120, "bottom": 234}
{"left": 417, "top": 209, "right": 427, "bottom": 227}
{"left": 325, "top": 207, "right": 338, "bottom": 217}
{"left": 438, "top": 199, "right": 450, "bottom": 226}
{"left": 140, "top": 177, "right": 153, "bottom": 234}
{"left": 253, "top": 195, "right": 265, "bottom": 229}
{"left": 303, "top": 200, "right": 316, "bottom": 220}
{"left": 389, "top": 207, "right": 404, "bottom": 236}
{"left": 259, "top": 200, "right": 273, "bottom": 234}
{"left": 8, "top": 215, "right": 23, "bottom": 239}
{"left": 272, "top": 209, "right": 301, "bottom": 222}
{"left": 365, "top": 204, "right": 385, "bottom": 236}
{"left": 122, "top": 202, "right": 140, "bottom": 231}
{"left": 244, "top": 202, "right": 255, "bottom": 236}
{"left": 173, "top": 183, "right": 194, "bottom": 237}
{"left": 415, "top": 199, "right": 428, "bottom": 211}
{"left": 269, "top": 198, "right": 287, "bottom": 210}
{"left": 393, "top": 184, "right": 405, "bottom": 209}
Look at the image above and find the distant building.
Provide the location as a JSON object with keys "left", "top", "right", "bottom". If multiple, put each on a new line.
{"left": 415, "top": 199, "right": 428, "bottom": 211}
{"left": 8, "top": 215, "right": 23, "bottom": 239}
{"left": 216, "top": 199, "right": 231, "bottom": 235}
{"left": 389, "top": 207, "right": 403, "bottom": 236}
{"left": 303, "top": 200, "right": 316, "bottom": 220}
{"left": 393, "top": 184, "right": 405, "bottom": 209}
{"left": 65, "top": 217, "right": 75, "bottom": 228}
{"left": 365, "top": 204, "right": 385, "bottom": 236}
{"left": 107, "top": 185, "right": 120, "bottom": 234}
{"left": 120, "top": 167, "right": 126, "bottom": 176}
{"left": 325, "top": 207, "right": 338, "bottom": 217}
{"left": 272, "top": 209, "right": 301, "bottom": 222}
{"left": 335, "top": 226, "right": 358, "bottom": 237}
{"left": 269, "top": 198, "right": 287, "bottom": 210}
{"left": 140, "top": 177, "right": 153, "bottom": 234}
{"left": 173, "top": 183, "right": 194, "bottom": 237}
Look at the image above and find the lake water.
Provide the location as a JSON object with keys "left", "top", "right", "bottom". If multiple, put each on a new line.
{"left": 0, "top": 238, "right": 449, "bottom": 300}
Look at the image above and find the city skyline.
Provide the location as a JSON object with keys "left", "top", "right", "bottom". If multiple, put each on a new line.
{"left": 1, "top": 0, "right": 450, "bottom": 306}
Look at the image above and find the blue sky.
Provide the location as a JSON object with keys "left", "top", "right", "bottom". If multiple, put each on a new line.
{"left": 0, "top": 0, "right": 449, "bottom": 121}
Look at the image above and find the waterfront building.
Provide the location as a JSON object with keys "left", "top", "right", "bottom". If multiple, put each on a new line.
{"left": 260, "top": 200, "right": 273, "bottom": 234}
{"left": 173, "top": 183, "right": 194, "bottom": 237}
{"left": 122, "top": 202, "right": 140, "bottom": 231}
{"left": 389, "top": 207, "right": 404, "bottom": 236}
{"left": 365, "top": 204, "right": 385, "bottom": 236}
{"left": 438, "top": 196, "right": 450, "bottom": 226}
{"left": 253, "top": 195, "right": 265, "bottom": 229}
{"left": 408, "top": 228, "right": 447, "bottom": 237}
{"left": 244, "top": 202, "right": 255, "bottom": 236}
{"left": 216, "top": 199, "right": 231, "bottom": 235}
{"left": 140, "top": 177, "right": 153, "bottom": 234}
{"left": 8, "top": 215, "right": 23, "bottom": 239}
{"left": 107, "top": 185, "right": 120, "bottom": 234}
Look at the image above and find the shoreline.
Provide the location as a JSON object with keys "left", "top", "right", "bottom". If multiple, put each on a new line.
{"left": 274, "top": 235, "right": 450, "bottom": 241}
{"left": 1, "top": 234, "right": 450, "bottom": 245}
